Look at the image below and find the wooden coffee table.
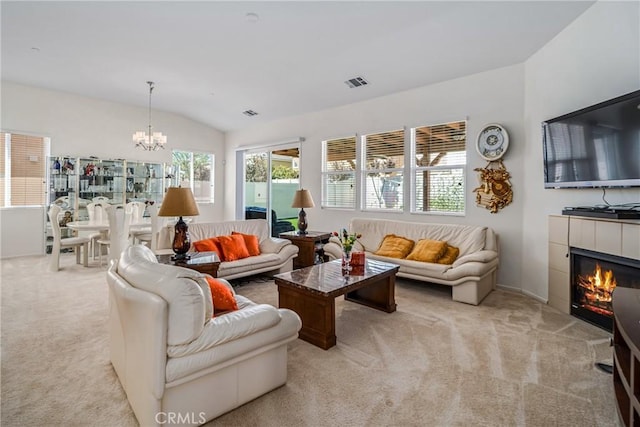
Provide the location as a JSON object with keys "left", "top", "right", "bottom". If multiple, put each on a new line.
{"left": 274, "top": 259, "right": 399, "bottom": 350}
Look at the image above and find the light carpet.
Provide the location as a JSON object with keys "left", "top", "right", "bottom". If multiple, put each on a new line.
{"left": 0, "top": 253, "right": 619, "bottom": 426}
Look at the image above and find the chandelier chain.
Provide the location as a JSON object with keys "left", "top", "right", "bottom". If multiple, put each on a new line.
{"left": 133, "top": 80, "right": 166, "bottom": 151}
{"left": 147, "top": 81, "right": 153, "bottom": 136}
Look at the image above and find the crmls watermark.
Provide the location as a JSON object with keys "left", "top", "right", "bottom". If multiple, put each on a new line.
{"left": 155, "top": 412, "right": 207, "bottom": 425}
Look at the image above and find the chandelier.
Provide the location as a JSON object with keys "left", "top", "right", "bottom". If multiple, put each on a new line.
{"left": 133, "top": 81, "right": 166, "bottom": 151}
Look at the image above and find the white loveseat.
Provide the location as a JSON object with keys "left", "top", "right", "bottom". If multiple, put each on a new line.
{"left": 323, "top": 218, "right": 499, "bottom": 305}
{"left": 157, "top": 219, "right": 298, "bottom": 280}
{"left": 107, "top": 245, "right": 302, "bottom": 426}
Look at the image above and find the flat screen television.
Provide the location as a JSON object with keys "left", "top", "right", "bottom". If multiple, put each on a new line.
{"left": 542, "top": 89, "right": 640, "bottom": 188}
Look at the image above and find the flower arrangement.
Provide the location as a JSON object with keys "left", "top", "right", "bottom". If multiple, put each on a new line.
{"left": 332, "top": 228, "right": 362, "bottom": 253}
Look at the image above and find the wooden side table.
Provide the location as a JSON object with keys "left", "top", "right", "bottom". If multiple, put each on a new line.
{"left": 279, "top": 231, "right": 332, "bottom": 269}
{"left": 156, "top": 252, "right": 221, "bottom": 277}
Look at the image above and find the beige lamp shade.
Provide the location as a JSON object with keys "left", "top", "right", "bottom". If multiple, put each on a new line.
{"left": 158, "top": 187, "right": 200, "bottom": 217}
{"left": 291, "top": 189, "right": 315, "bottom": 208}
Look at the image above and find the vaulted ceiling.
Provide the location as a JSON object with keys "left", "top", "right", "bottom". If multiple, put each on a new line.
{"left": 1, "top": 1, "right": 594, "bottom": 132}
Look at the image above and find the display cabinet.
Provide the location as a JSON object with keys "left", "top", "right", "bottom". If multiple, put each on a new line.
{"left": 45, "top": 156, "right": 174, "bottom": 253}
{"left": 76, "top": 158, "right": 125, "bottom": 220}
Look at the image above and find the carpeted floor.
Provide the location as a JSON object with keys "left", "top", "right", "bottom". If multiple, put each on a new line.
{"left": 1, "top": 253, "right": 620, "bottom": 426}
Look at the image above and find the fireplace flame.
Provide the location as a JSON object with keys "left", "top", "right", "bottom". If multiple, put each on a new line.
{"left": 577, "top": 263, "right": 617, "bottom": 316}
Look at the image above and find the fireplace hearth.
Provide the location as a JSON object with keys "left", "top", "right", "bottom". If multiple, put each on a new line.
{"left": 570, "top": 248, "right": 640, "bottom": 332}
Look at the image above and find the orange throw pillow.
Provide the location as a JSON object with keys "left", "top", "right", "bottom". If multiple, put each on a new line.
{"left": 231, "top": 231, "right": 261, "bottom": 256}
{"left": 217, "top": 234, "right": 250, "bottom": 261}
{"left": 205, "top": 276, "right": 238, "bottom": 315}
{"left": 437, "top": 244, "right": 460, "bottom": 265}
{"left": 405, "top": 239, "right": 448, "bottom": 263}
{"left": 374, "top": 234, "right": 415, "bottom": 259}
{"left": 192, "top": 237, "right": 224, "bottom": 261}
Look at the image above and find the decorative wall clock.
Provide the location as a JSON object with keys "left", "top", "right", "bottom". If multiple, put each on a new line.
{"left": 476, "top": 124, "right": 509, "bottom": 161}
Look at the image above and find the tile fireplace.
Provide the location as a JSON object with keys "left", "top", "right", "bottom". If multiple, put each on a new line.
{"left": 571, "top": 247, "right": 640, "bottom": 332}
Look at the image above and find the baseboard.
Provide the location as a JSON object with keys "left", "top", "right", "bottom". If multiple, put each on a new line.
{"left": 496, "top": 283, "right": 520, "bottom": 293}
{"left": 522, "top": 289, "right": 548, "bottom": 304}
{"left": 495, "top": 284, "right": 548, "bottom": 305}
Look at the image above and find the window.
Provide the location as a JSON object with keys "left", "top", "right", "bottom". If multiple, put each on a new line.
{"left": 171, "top": 150, "right": 214, "bottom": 203}
{"left": 0, "top": 132, "right": 49, "bottom": 207}
{"left": 322, "top": 136, "right": 356, "bottom": 209}
{"left": 362, "top": 129, "right": 404, "bottom": 211}
{"left": 412, "top": 121, "right": 466, "bottom": 214}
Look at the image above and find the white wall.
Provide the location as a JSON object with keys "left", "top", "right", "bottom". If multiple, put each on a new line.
{"left": 522, "top": 1, "right": 640, "bottom": 300}
{"left": 226, "top": 64, "right": 527, "bottom": 289}
{"left": 225, "top": 1, "right": 640, "bottom": 298}
{"left": 0, "top": 82, "right": 225, "bottom": 258}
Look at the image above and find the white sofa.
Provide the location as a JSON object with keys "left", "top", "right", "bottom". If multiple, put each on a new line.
{"left": 323, "top": 218, "right": 499, "bottom": 305}
{"left": 157, "top": 219, "right": 299, "bottom": 280}
{"left": 107, "top": 245, "right": 302, "bottom": 426}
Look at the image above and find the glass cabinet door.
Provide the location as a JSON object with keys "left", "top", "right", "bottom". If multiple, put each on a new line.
{"left": 47, "top": 156, "right": 78, "bottom": 210}
{"left": 46, "top": 156, "right": 77, "bottom": 253}
{"left": 125, "top": 161, "right": 164, "bottom": 205}
{"left": 77, "top": 158, "right": 125, "bottom": 219}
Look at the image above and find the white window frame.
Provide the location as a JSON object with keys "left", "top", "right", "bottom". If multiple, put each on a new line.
{"left": 361, "top": 129, "right": 405, "bottom": 212}
{"left": 409, "top": 120, "right": 467, "bottom": 216}
{"left": 321, "top": 136, "right": 357, "bottom": 210}
{"left": 1, "top": 131, "right": 50, "bottom": 208}
{"left": 171, "top": 149, "right": 215, "bottom": 204}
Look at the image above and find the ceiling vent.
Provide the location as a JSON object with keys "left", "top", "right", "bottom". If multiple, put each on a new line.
{"left": 345, "top": 76, "right": 369, "bottom": 88}
{"left": 242, "top": 109, "right": 259, "bottom": 117}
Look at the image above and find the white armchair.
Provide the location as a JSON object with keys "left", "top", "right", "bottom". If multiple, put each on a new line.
{"left": 107, "top": 245, "right": 301, "bottom": 426}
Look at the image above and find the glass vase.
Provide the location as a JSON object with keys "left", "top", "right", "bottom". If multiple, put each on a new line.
{"left": 342, "top": 249, "right": 352, "bottom": 275}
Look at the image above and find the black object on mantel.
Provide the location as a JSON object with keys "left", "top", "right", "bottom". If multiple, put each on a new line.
{"left": 562, "top": 206, "right": 640, "bottom": 220}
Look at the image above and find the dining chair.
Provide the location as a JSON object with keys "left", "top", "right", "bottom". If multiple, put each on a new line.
{"left": 48, "top": 205, "right": 90, "bottom": 272}
{"left": 127, "top": 201, "right": 149, "bottom": 244}
{"left": 147, "top": 203, "right": 174, "bottom": 255}
{"left": 92, "top": 196, "right": 111, "bottom": 204}
{"left": 97, "top": 204, "right": 133, "bottom": 266}
{"left": 86, "top": 201, "right": 110, "bottom": 259}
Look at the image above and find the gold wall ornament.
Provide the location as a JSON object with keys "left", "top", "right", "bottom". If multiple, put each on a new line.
{"left": 473, "top": 160, "right": 513, "bottom": 213}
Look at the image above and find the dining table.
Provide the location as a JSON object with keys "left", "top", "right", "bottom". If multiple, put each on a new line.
{"left": 66, "top": 219, "right": 153, "bottom": 259}
{"left": 66, "top": 219, "right": 152, "bottom": 246}
{"left": 66, "top": 219, "right": 151, "bottom": 233}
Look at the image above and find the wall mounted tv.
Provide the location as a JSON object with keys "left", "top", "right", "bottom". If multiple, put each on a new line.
{"left": 542, "top": 89, "right": 640, "bottom": 189}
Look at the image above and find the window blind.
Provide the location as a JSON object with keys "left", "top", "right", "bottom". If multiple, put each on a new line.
{"left": 415, "top": 122, "right": 466, "bottom": 167}
{"left": 364, "top": 130, "right": 404, "bottom": 169}
{"left": 0, "top": 133, "right": 6, "bottom": 207}
{"left": 413, "top": 121, "right": 466, "bottom": 214}
{"left": 322, "top": 136, "right": 357, "bottom": 208}
{"left": 2, "top": 132, "right": 46, "bottom": 207}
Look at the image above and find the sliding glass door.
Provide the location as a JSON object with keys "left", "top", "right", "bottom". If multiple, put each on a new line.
{"left": 239, "top": 145, "right": 300, "bottom": 237}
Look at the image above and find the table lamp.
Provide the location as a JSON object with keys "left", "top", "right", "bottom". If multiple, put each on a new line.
{"left": 291, "top": 189, "right": 315, "bottom": 235}
{"left": 158, "top": 187, "right": 199, "bottom": 260}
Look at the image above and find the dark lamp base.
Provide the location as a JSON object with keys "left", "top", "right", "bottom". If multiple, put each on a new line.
{"left": 297, "top": 208, "right": 309, "bottom": 235}
{"left": 171, "top": 216, "right": 191, "bottom": 260}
